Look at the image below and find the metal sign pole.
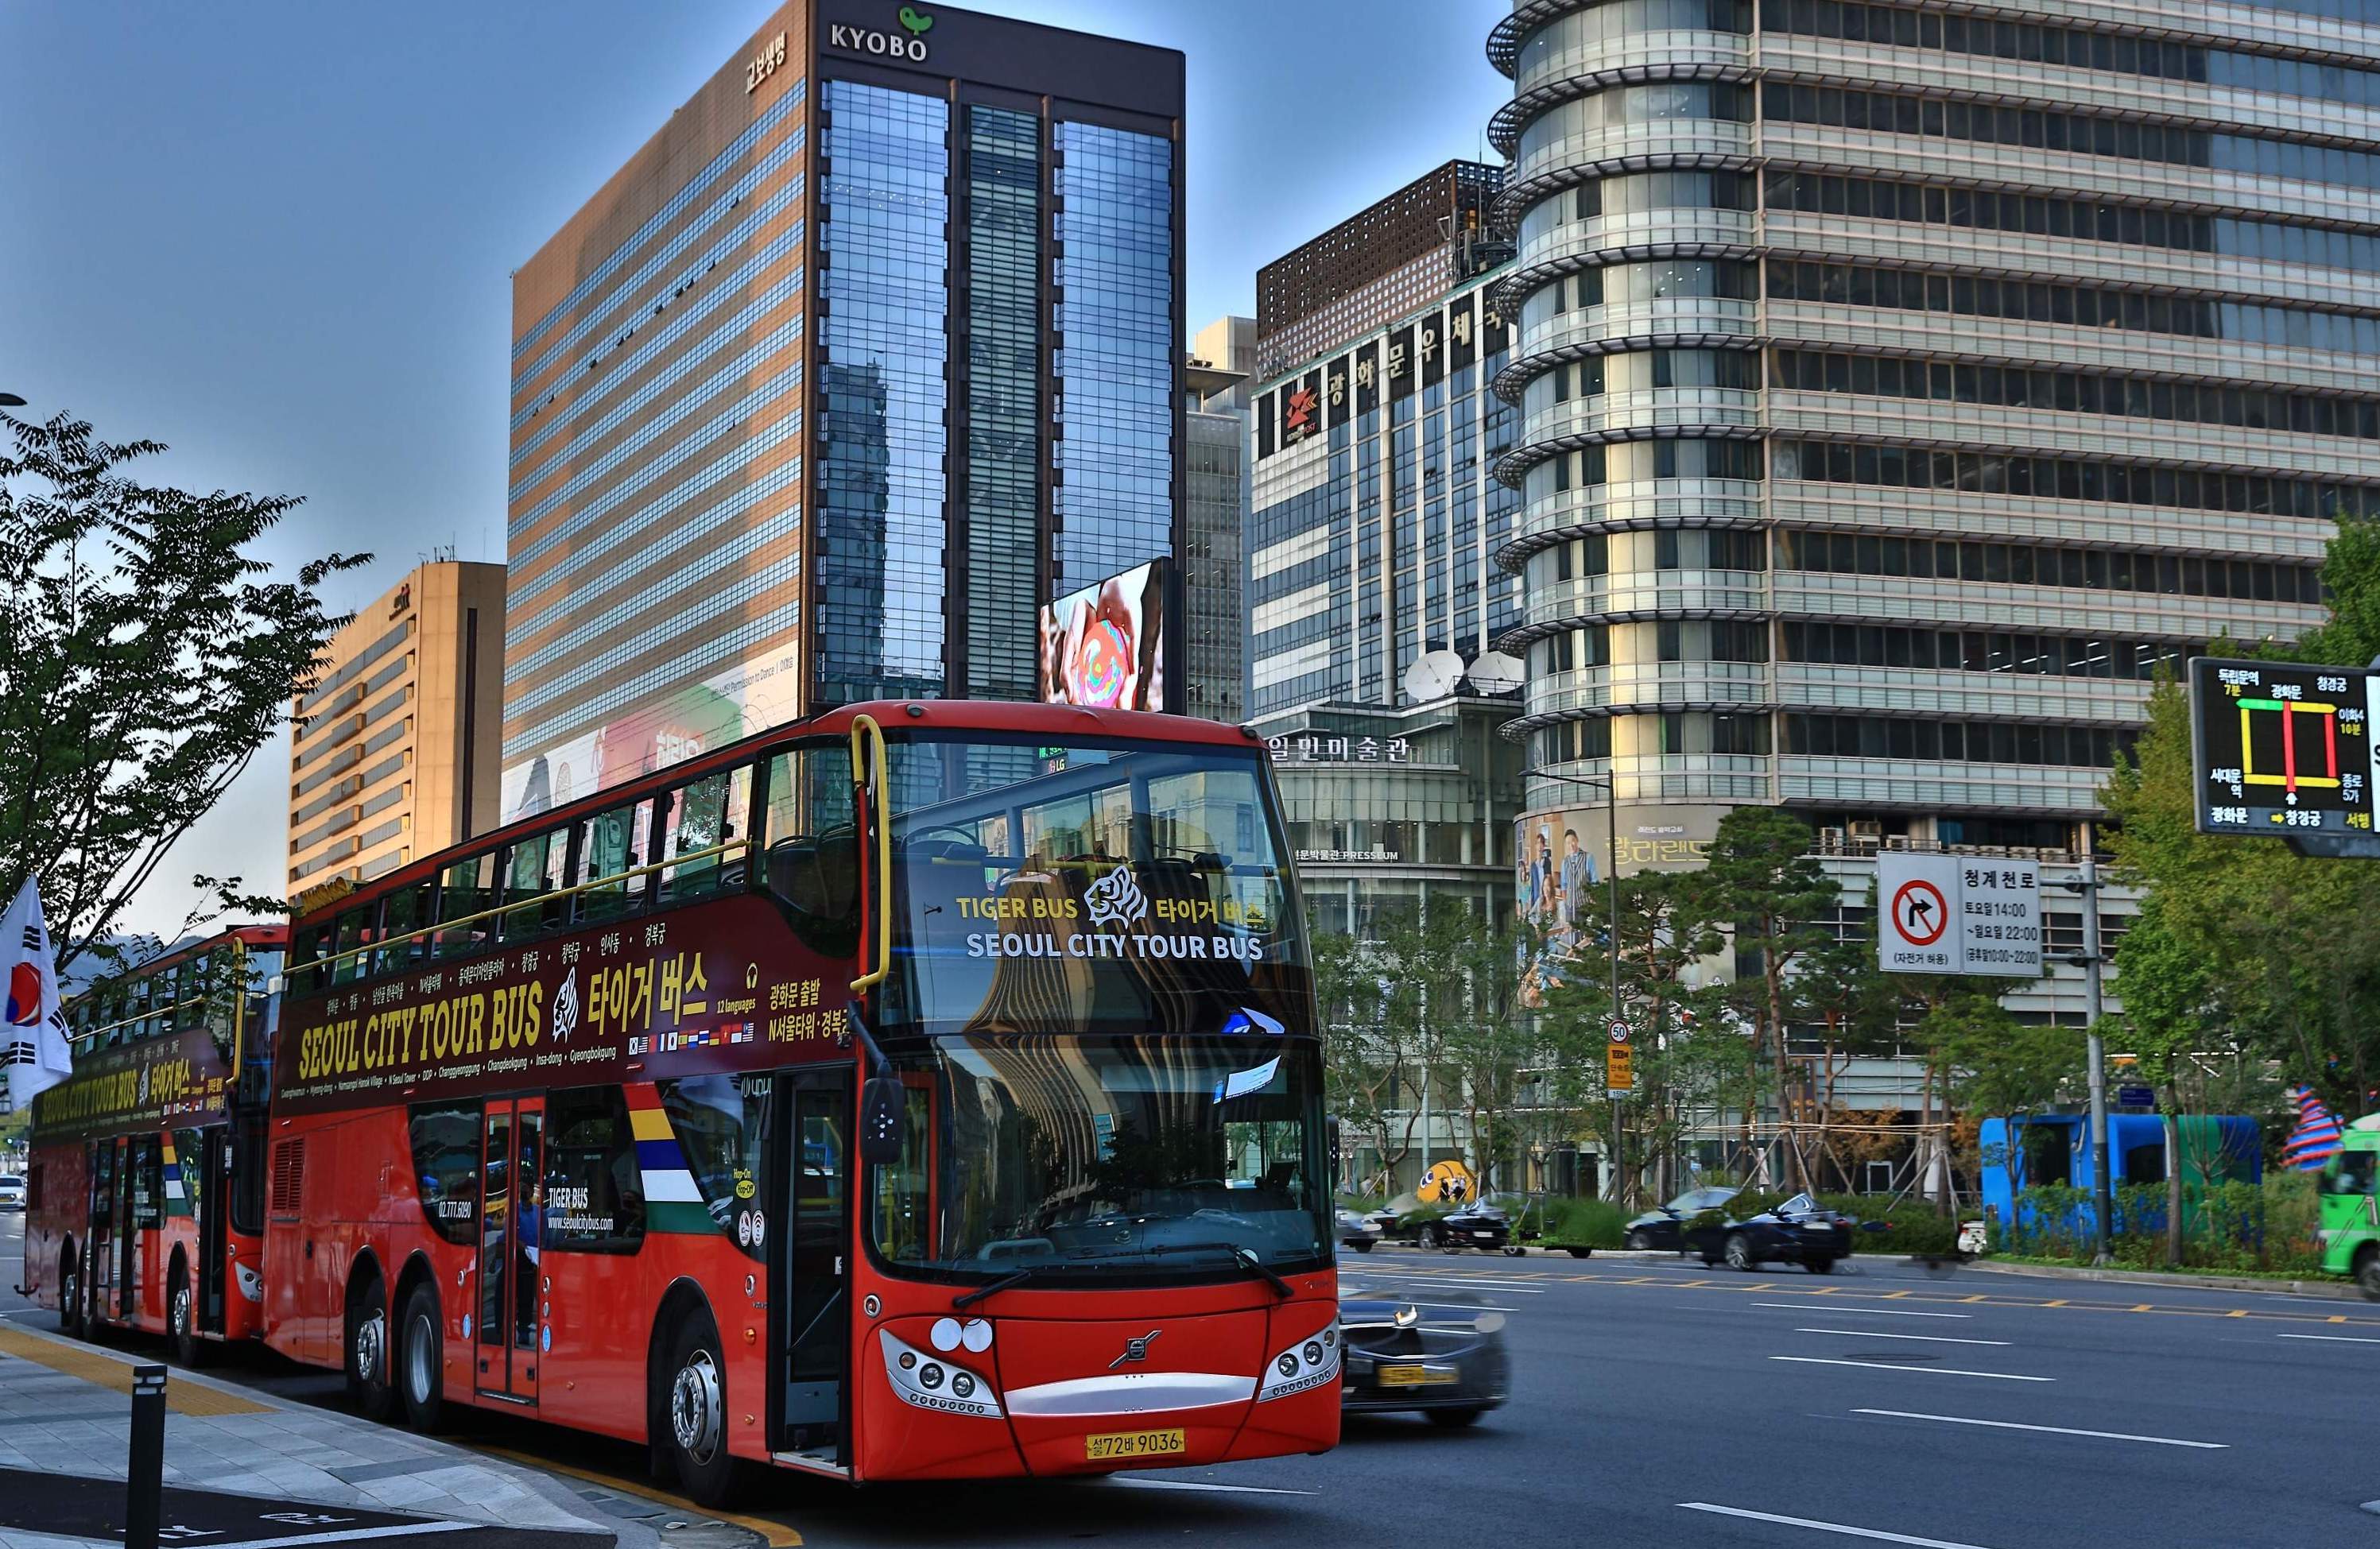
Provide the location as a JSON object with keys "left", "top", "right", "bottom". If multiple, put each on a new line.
{"left": 2080, "top": 858, "right": 2112, "bottom": 1265}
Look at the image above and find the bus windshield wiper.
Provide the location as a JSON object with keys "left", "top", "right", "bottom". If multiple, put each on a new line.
{"left": 1139, "top": 1242, "right": 1293, "bottom": 1299}
{"left": 952, "top": 1266, "right": 1034, "bottom": 1310}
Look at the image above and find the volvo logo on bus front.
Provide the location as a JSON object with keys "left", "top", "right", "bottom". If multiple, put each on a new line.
{"left": 1109, "top": 1329, "right": 1162, "bottom": 1369}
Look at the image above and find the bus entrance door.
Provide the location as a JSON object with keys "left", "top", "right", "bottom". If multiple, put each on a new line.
{"left": 778, "top": 1068, "right": 851, "bottom": 1458}
{"left": 194, "top": 1129, "right": 229, "bottom": 1335}
{"left": 475, "top": 1098, "right": 545, "bottom": 1405}
{"left": 87, "top": 1138, "right": 119, "bottom": 1322}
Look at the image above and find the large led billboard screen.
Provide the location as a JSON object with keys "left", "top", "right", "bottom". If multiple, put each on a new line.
{"left": 1039, "top": 559, "right": 1177, "bottom": 714}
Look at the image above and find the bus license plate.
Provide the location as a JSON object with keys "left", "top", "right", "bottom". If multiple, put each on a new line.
{"left": 1085, "top": 1429, "right": 1187, "bottom": 1461}
{"left": 1379, "top": 1365, "right": 1458, "bottom": 1386}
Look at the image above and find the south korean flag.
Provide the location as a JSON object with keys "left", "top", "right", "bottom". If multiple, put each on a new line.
{"left": 2, "top": 877, "right": 71, "bottom": 1110}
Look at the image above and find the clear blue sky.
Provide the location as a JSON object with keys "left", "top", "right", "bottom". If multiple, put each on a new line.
{"left": 2, "top": 0, "right": 1510, "bottom": 941}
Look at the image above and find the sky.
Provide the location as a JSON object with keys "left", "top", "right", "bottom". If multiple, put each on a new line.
{"left": 2, "top": 0, "right": 1512, "bottom": 943}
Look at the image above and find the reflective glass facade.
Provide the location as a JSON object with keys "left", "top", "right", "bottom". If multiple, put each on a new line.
{"left": 1052, "top": 122, "right": 1176, "bottom": 592}
{"left": 816, "top": 81, "right": 951, "bottom": 706}
{"left": 959, "top": 106, "right": 1042, "bottom": 703}
{"left": 1248, "top": 273, "right": 1524, "bottom": 718}
{"left": 504, "top": 3, "right": 1184, "bottom": 814}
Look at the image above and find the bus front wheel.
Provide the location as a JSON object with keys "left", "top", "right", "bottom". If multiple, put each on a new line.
{"left": 664, "top": 1314, "right": 738, "bottom": 1508}
{"left": 398, "top": 1284, "right": 447, "bottom": 1434}
{"left": 2357, "top": 1246, "right": 2380, "bottom": 1302}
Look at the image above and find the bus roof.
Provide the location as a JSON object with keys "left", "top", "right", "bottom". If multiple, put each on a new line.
{"left": 294, "top": 702, "right": 1262, "bottom": 927}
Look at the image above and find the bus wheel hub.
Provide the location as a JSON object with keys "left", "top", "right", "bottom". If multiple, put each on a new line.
{"left": 672, "top": 1352, "right": 722, "bottom": 1460}
{"left": 355, "top": 1312, "right": 385, "bottom": 1384}
{"left": 172, "top": 1286, "right": 190, "bottom": 1336}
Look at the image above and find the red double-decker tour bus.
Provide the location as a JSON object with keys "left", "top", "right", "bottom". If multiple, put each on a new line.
{"left": 262, "top": 702, "right": 1336, "bottom": 1501}
{"left": 21, "top": 925, "right": 286, "bottom": 1364}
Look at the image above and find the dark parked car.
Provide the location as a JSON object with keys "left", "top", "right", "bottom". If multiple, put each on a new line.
{"left": 1339, "top": 1296, "right": 1509, "bottom": 1427}
{"left": 1683, "top": 1191, "right": 1853, "bottom": 1272}
{"left": 1622, "top": 1185, "right": 1742, "bottom": 1252}
{"left": 1337, "top": 1206, "right": 1382, "bottom": 1253}
{"left": 1415, "top": 1202, "right": 1514, "bottom": 1253}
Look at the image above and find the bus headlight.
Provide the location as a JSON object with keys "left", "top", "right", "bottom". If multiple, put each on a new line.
{"left": 880, "top": 1330, "right": 1002, "bottom": 1419}
{"left": 1256, "top": 1320, "right": 1339, "bottom": 1401}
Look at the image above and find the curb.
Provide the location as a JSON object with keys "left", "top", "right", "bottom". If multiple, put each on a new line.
{"left": 0, "top": 1313, "right": 698, "bottom": 1547}
{"left": 1958, "top": 1260, "right": 2366, "bottom": 1301}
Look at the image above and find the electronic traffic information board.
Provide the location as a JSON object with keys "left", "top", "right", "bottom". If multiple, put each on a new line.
{"left": 2190, "top": 656, "right": 2380, "bottom": 858}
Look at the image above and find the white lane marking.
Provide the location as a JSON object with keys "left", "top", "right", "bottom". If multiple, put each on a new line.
{"left": 1753, "top": 1302, "right": 1971, "bottom": 1319}
{"left": 1106, "top": 1476, "right": 1316, "bottom": 1496}
{"left": 1769, "top": 1356, "right": 2049, "bottom": 1382}
{"left": 1796, "top": 1328, "right": 2009, "bottom": 1347}
{"left": 1851, "top": 1408, "right": 2227, "bottom": 1450}
{"left": 1679, "top": 1502, "right": 1998, "bottom": 1547}
{"left": 1343, "top": 1295, "right": 1517, "bottom": 1312}
{"left": 208, "top": 1526, "right": 476, "bottom": 1549}
{"left": 2277, "top": 1333, "right": 2380, "bottom": 1345}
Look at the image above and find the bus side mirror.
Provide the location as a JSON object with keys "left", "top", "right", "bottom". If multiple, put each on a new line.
{"left": 1326, "top": 1117, "right": 1341, "bottom": 1175}
{"left": 860, "top": 1073, "right": 905, "bottom": 1166}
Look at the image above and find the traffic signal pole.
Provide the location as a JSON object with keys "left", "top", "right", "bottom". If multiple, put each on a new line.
{"left": 2060, "top": 860, "right": 2113, "bottom": 1266}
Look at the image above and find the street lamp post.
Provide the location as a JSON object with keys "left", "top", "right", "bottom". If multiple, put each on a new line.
{"left": 0, "top": 393, "right": 26, "bottom": 408}
{"left": 1532, "top": 766, "right": 1625, "bottom": 1203}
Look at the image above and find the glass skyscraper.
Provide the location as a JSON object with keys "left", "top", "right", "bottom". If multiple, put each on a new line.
{"left": 502, "top": 2, "right": 1184, "bottom": 821}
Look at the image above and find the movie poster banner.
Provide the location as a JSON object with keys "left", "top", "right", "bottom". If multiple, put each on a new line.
{"left": 1515, "top": 805, "right": 1729, "bottom": 1007}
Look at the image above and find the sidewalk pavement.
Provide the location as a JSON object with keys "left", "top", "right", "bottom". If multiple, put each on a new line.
{"left": 1957, "top": 1258, "right": 2368, "bottom": 1300}
{"left": 0, "top": 1322, "right": 768, "bottom": 1549}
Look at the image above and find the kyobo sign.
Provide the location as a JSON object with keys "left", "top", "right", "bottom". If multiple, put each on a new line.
{"left": 829, "top": 6, "right": 935, "bottom": 62}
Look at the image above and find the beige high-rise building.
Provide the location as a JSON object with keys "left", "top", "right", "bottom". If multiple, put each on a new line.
{"left": 287, "top": 562, "right": 506, "bottom": 894}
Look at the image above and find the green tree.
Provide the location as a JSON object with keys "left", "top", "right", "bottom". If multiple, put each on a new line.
{"left": 1310, "top": 897, "right": 1485, "bottom": 1195}
{"left": 0, "top": 409, "right": 367, "bottom": 970}
{"left": 1926, "top": 989, "right": 2079, "bottom": 1214}
{"left": 1704, "top": 807, "right": 1841, "bottom": 1189}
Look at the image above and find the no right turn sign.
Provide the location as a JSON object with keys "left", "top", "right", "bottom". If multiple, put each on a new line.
{"left": 1877, "top": 852, "right": 2040, "bottom": 978}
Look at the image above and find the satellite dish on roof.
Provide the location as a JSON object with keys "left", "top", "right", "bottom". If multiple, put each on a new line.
{"left": 1466, "top": 650, "right": 1524, "bottom": 694}
{"left": 1402, "top": 649, "right": 1466, "bottom": 703}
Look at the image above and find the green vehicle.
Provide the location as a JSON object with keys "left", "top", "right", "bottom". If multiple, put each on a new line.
{"left": 2319, "top": 1118, "right": 2380, "bottom": 1296}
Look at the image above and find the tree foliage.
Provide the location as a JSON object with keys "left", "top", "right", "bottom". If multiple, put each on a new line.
{"left": 0, "top": 410, "right": 368, "bottom": 970}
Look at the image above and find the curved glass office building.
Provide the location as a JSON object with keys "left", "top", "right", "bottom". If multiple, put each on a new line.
{"left": 1487, "top": 0, "right": 2380, "bottom": 854}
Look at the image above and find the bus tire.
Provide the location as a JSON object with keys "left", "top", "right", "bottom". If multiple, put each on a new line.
{"left": 2358, "top": 1245, "right": 2380, "bottom": 1302}
{"left": 58, "top": 1241, "right": 83, "bottom": 1340}
{"left": 662, "top": 1312, "right": 738, "bottom": 1508}
{"left": 348, "top": 1275, "right": 396, "bottom": 1423}
{"left": 397, "top": 1284, "right": 448, "bottom": 1434}
{"left": 169, "top": 1259, "right": 206, "bottom": 1369}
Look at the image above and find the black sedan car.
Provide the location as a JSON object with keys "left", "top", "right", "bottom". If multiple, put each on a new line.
{"left": 1622, "top": 1185, "right": 1742, "bottom": 1252}
{"left": 1337, "top": 1206, "right": 1383, "bottom": 1253}
{"left": 1683, "top": 1192, "right": 1854, "bottom": 1272}
{"left": 1413, "top": 1202, "right": 1514, "bottom": 1253}
{"left": 1338, "top": 1296, "right": 1509, "bottom": 1427}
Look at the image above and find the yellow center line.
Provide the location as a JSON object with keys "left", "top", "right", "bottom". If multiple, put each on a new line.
{"left": 2227, "top": 1309, "right": 2249, "bottom": 1318}
{"left": 467, "top": 1443, "right": 803, "bottom": 1547}
{"left": 2332, "top": 1315, "right": 2350, "bottom": 1324}
{"left": 1960, "top": 1295, "right": 1987, "bottom": 1303}
{"left": 0, "top": 1327, "right": 270, "bottom": 1416}
{"left": 2043, "top": 1299, "right": 2068, "bottom": 1307}
{"left": 1883, "top": 1291, "right": 1910, "bottom": 1299}
{"left": 2134, "top": 1304, "right": 2155, "bottom": 1313}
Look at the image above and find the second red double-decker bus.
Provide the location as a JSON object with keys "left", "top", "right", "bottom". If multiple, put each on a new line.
{"left": 20, "top": 925, "right": 285, "bottom": 1365}
{"left": 263, "top": 702, "right": 1336, "bottom": 1501}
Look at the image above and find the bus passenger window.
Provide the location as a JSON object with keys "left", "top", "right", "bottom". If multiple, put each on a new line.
{"left": 329, "top": 906, "right": 373, "bottom": 986}
{"left": 759, "top": 745, "right": 860, "bottom": 952}
{"left": 543, "top": 1087, "right": 646, "bottom": 1253}
{"left": 407, "top": 1102, "right": 485, "bottom": 1245}
{"left": 573, "top": 801, "right": 647, "bottom": 924}
{"left": 377, "top": 881, "right": 433, "bottom": 974}
{"left": 501, "top": 829, "right": 570, "bottom": 939}
{"left": 435, "top": 854, "right": 496, "bottom": 958}
{"left": 657, "top": 769, "right": 745, "bottom": 906}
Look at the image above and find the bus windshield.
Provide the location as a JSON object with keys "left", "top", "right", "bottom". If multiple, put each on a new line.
{"left": 882, "top": 734, "right": 1309, "bottom": 1039}
{"left": 870, "top": 1033, "right": 1330, "bottom": 1280}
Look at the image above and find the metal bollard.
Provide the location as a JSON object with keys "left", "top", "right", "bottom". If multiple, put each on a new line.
{"left": 126, "top": 1363, "right": 167, "bottom": 1549}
